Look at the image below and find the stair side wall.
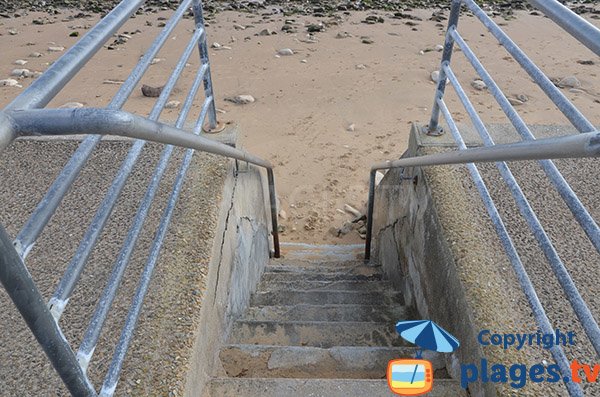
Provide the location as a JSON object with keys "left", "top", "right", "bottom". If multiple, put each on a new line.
{"left": 184, "top": 159, "right": 272, "bottom": 397}
{"left": 371, "top": 124, "right": 544, "bottom": 397}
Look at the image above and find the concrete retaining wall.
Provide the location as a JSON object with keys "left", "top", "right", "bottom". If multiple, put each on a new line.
{"left": 371, "top": 124, "right": 564, "bottom": 396}
{"left": 184, "top": 157, "right": 272, "bottom": 396}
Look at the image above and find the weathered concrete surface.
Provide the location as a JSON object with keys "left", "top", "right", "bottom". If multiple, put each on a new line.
{"left": 244, "top": 303, "right": 409, "bottom": 322}
{"left": 210, "top": 250, "right": 465, "bottom": 396}
{"left": 183, "top": 147, "right": 272, "bottom": 396}
{"left": 250, "top": 289, "right": 403, "bottom": 306}
{"left": 0, "top": 138, "right": 229, "bottom": 396}
{"left": 208, "top": 378, "right": 466, "bottom": 397}
{"left": 229, "top": 320, "right": 404, "bottom": 347}
{"left": 219, "top": 344, "right": 438, "bottom": 378}
{"left": 370, "top": 123, "right": 600, "bottom": 396}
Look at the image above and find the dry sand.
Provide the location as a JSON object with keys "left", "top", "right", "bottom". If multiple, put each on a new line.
{"left": 0, "top": 6, "right": 599, "bottom": 246}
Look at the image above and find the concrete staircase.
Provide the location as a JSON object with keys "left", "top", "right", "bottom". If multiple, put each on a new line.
{"left": 205, "top": 246, "right": 465, "bottom": 396}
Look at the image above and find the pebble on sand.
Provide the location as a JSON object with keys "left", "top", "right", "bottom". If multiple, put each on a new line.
{"left": 48, "top": 46, "right": 65, "bottom": 52}
{"left": 10, "top": 68, "right": 32, "bottom": 78}
{"left": 165, "top": 100, "right": 181, "bottom": 109}
{"left": 0, "top": 79, "right": 22, "bottom": 87}
{"left": 277, "top": 48, "right": 294, "bottom": 56}
{"left": 14, "top": 60, "right": 28, "bottom": 66}
{"left": 508, "top": 97, "right": 524, "bottom": 106}
{"left": 141, "top": 84, "right": 163, "bottom": 98}
{"left": 225, "top": 95, "right": 255, "bottom": 105}
{"left": 471, "top": 79, "right": 487, "bottom": 91}
{"left": 257, "top": 28, "right": 276, "bottom": 36}
{"left": 557, "top": 76, "right": 581, "bottom": 89}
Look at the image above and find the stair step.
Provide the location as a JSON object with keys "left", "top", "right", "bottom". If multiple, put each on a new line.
{"left": 220, "top": 344, "right": 438, "bottom": 378}
{"left": 280, "top": 242, "right": 364, "bottom": 262}
{"left": 207, "top": 378, "right": 467, "bottom": 397}
{"left": 258, "top": 279, "right": 391, "bottom": 292}
{"left": 265, "top": 263, "right": 381, "bottom": 277}
{"left": 244, "top": 304, "right": 409, "bottom": 322}
{"left": 250, "top": 290, "right": 404, "bottom": 306}
{"left": 229, "top": 320, "right": 404, "bottom": 347}
{"left": 261, "top": 271, "right": 383, "bottom": 283}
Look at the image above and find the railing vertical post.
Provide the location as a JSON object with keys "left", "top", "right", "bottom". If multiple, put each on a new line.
{"left": 192, "top": 0, "right": 218, "bottom": 130}
{"left": 426, "top": 0, "right": 462, "bottom": 135}
{"left": 0, "top": 224, "right": 96, "bottom": 397}
{"left": 364, "top": 169, "right": 377, "bottom": 263}
{"left": 267, "top": 168, "right": 281, "bottom": 258}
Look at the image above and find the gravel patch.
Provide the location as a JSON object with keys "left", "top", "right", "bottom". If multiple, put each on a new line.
{"left": 0, "top": 139, "right": 228, "bottom": 396}
{"left": 0, "top": 0, "right": 597, "bottom": 17}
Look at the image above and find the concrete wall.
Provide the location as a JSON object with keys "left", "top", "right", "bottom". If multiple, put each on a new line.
{"left": 371, "top": 124, "right": 563, "bottom": 397}
{"left": 184, "top": 158, "right": 272, "bottom": 396}
{"left": 372, "top": 127, "right": 494, "bottom": 397}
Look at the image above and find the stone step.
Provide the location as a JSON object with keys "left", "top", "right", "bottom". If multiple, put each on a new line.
{"left": 258, "top": 279, "right": 391, "bottom": 292}
{"left": 265, "top": 263, "right": 381, "bottom": 277}
{"left": 207, "top": 378, "right": 467, "bottom": 397}
{"left": 243, "top": 304, "right": 409, "bottom": 322}
{"left": 280, "top": 242, "right": 364, "bottom": 262}
{"left": 260, "top": 271, "right": 383, "bottom": 283}
{"left": 228, "top": 320, "right": 404, "bottom": 347}
{"left": 250, "top": 289, "right": 404, "bottom": 306}
{"left": 219, "top": 344, "right": 442, "bottom": 379}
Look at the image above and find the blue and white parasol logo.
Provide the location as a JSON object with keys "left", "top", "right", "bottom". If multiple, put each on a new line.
{"left": 396, "top": 320, "right": 460, "bottom": 355}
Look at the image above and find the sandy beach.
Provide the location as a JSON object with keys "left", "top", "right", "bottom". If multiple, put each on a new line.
{"left": 0, "top": 2, "right": 598, "bottom": 246}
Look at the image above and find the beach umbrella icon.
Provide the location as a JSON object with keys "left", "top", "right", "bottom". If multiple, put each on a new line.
{"left": 396, "top": 320, "right": 459, "bottom": 354}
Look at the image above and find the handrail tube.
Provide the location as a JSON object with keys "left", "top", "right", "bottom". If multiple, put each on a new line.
{"left": 10, "top": 107, "right": 280, "bottom": 257}
{"left": 427, "top": 0, "right": 462, "bottom": 134}
{"left": 5, "top": 0, "right": 145, "bottom": 111}
{"left": 370, "top": 131, "right": 600, "bottom": 171}
{"left": 0, "top": 225, "right": 97, "bottom": 397}
{"left": 46, "top": 28, "right": 206, "bottom": 320}
{"left": 12, "top": 108, "right": 273, "bottom": 169}
{"left": 437, "top": 99, "right": 584, "bottom": 396}
{"left": 527, "top": 0, "right": 600, "bottom": 56}
{"left": 0, "top": 112, "right": 15, "bottom": 153}
{"left": 192, "top": 0, "right": 218, "bottom": 129}
{"left": 12, "top": 0, "right": 194, "bottom": 259}
{"left": 76, "top": 64, "right": 209, "bottom": 372}
{"left": 450, "top": 30, "right": 600, "bottom": 254}
{"left": 442, "top": 64, "right": 600, "bottom": 356}
{"left": 462, "top": 0, "right": 596, "bottom": 133}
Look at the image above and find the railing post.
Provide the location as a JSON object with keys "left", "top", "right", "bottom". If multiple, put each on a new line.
{"left": 426, "top": 0, "right": 462, "bottom": 135}
{"left": 364, "top": 169, "right": 377, "bottom": 263}
{"left": 0, "top": 224, "right": 96, "bottom": 396}
{"left": 267, "top": 168, "right": 281, "bottom": 258}
{"left": 192, "top": 0, "right": 218, "bottom": 131}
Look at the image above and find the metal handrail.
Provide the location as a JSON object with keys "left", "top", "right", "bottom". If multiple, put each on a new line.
{"left": 365, "top": 1, "right": 600, "bottom": 395}
{"left": 0, "top": 1, "right": 280, "bottom": 395}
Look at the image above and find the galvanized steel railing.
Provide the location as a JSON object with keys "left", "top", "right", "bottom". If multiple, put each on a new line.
{"left": 365, "top": 1, "right": 599, "bottom": 396}
{"left": 0, "top": 1, "right": 280, "bottom": 396}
